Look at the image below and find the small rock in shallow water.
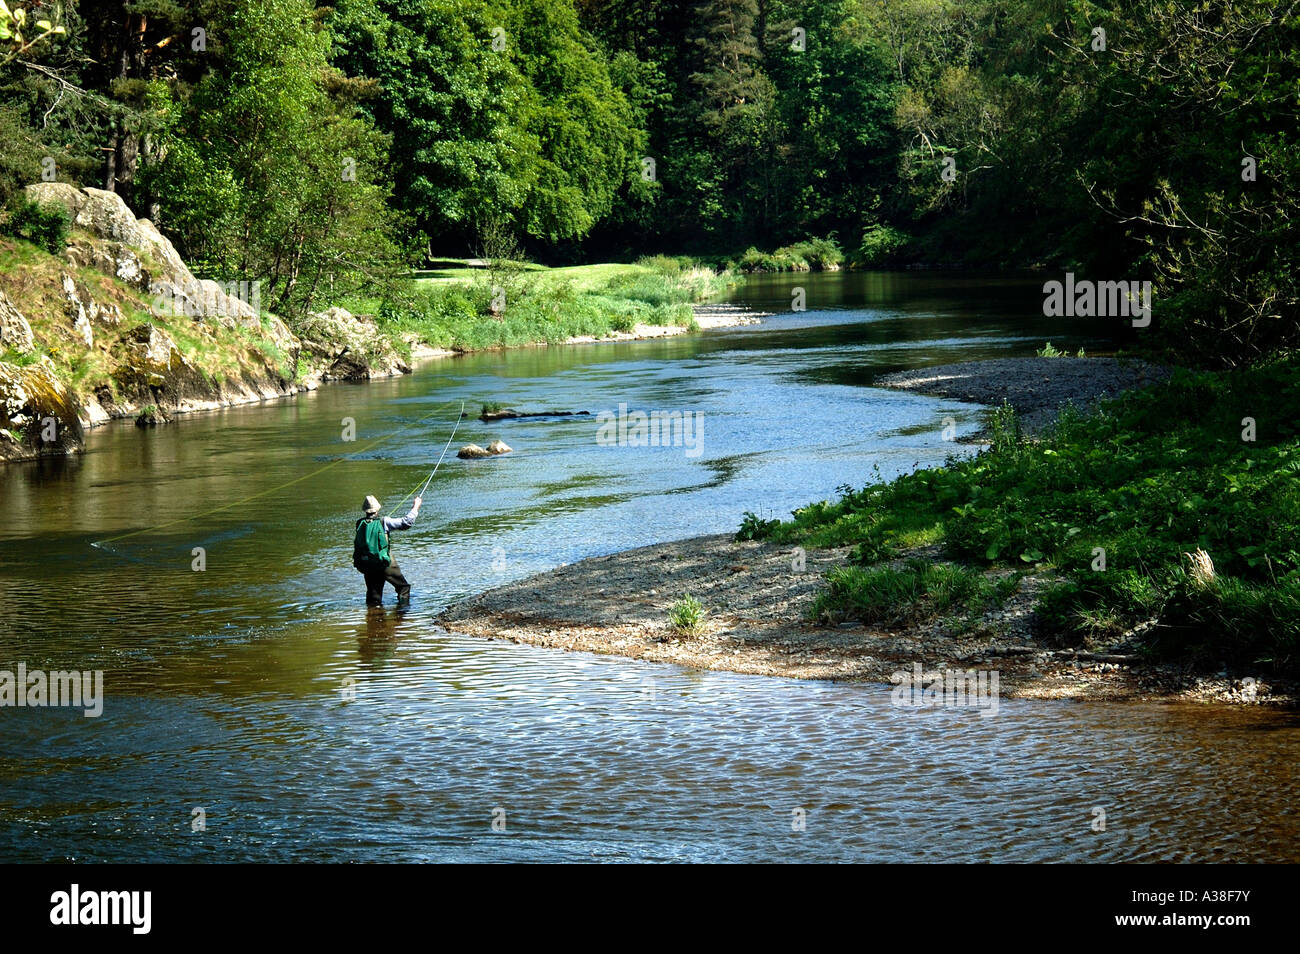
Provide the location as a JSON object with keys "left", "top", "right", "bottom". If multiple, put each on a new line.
{"left": 134, "top": 406, "right": 170, "bottom": 427}
{"left": 486, "top": 439, "right": 511, "bottom": 455}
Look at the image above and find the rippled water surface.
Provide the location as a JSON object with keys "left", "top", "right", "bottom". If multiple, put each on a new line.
{"left": 1, "top": 272, "right": 1295, "bottom": 862}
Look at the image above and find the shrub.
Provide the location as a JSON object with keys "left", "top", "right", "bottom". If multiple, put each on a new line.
{"left": 855, "top": 225, "right": 910, "bottom": 266}
{"left": 736, "top": 510, "right": 781, "bottom": 541}
{"left": 668, "top": 595, "right": 706, "bottom": 636}
{"left": 1, "top": 195, "right": 69, "bottom": 253}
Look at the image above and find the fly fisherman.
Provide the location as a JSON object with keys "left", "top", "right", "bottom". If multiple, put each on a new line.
{"left": 353, "top": 494, "right": 422, "bottom": 605}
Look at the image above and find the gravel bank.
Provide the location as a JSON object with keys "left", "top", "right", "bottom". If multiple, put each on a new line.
{"left": 875, "top": 356, "right": 1171, "bottom": 436}
{"left": 440, "top": 534, "right": 1292, "bottom": 705}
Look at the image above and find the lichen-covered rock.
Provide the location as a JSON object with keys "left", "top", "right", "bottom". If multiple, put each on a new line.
{"left": 26, "top": 184, "right": 251, "bottom": 324}
{"left": 326, "top": 349, "right": 371, "bottom": 381}
{"left": 60, "top": 272, "right": 123, "bottom": 329}
{"left": 0, "top": 358, "right": 85, "bottom": 460}
{"left": 197, "top": 279, "right": 258, "bottom": 322}
{"left": 63, "top": 238, "right": 149, "bottom": 290}
{"left": 298, "top": 307, "right": 409, "bottom": 380}
{"left": 136, "top": 218, "right": 191, "bottom": 284}
{"left": 112, "top": 323, "right": 209, "bottom": 400}
{"left": 0, "top": 291, "right": 35, "bottom": 354}
{"left": 72, "top": 313, "right": 93, "bottom": 347}
{"left": 134, "top": 405, "right": 170, "bottom": 427}
{"left": 26, "top": 183, "right": 147, "bottom": 250}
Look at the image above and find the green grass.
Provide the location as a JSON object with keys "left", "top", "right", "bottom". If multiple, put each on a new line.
{"left": 365, "top": 257, "right": 730, "bottom": 351}
{"left": 669, "top": 595, "right": 706, "bottom": 636}
{"left": 809, "top": 559, "right": 1021, "bottom": 627}
{"left": 750, "top": 359, "right": 1300, "bottom": 674}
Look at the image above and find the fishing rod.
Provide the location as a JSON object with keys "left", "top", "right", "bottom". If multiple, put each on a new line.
{"left": 94, "top": 399, "right": 466, "bottom": 550}
{"left": 422, "top": 400, "right": 466, "bottom": 496}
{"left": 396, "top": 400, "right": 466, "bottom": 508}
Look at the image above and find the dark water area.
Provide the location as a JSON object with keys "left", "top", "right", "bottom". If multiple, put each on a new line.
{"left": 1, "top": 271, "right": 1295, "bottom": 862}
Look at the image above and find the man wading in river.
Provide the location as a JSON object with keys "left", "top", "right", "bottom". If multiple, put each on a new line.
{"left": 353, "top": 494, "right": 421, "bottom": 605}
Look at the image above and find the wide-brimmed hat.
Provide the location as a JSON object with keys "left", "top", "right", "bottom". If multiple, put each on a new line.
{"left": 363, "top": 495, "right": 381, "bottom": 515}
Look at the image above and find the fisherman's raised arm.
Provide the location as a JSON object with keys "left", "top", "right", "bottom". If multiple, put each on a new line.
{"left": 382, "top": 496, "right": 422, "bottom": 532}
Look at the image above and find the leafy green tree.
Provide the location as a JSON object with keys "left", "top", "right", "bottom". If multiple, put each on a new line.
{"left": 146, "top": 0, "right": 404, "bottom": 314}
{"left": 329, "top": 0, "right": 534, "bottom": 254}
{"left": 496, "top": 0, "right": 644, "bottom": 244}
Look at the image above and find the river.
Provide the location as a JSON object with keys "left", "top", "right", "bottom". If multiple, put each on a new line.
{"left": 1, "top": 271, "right": 1296, "bottom": 862}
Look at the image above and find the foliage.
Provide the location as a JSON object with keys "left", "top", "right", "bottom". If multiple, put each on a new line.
{"left": 730, "top": 237, "right": 843, "bottom": 272}
{"left": 0, "top": 193, "right": 67, "bottom": 252}
{"left": 0, "top": 0, "right": 1294, "bottom": 368}
{"left": 854, "top": 224, "right": 910, "bottom": 266}
{"left": 668, "top": 594, "right": 705, "bottom": 635}
{"left": 367, "top": 257, "right": 719, "bottom": 349}
{"left": 144, "top": 0, "right": 406, "bottom": 317}
{"left": 736, "top": 510, "right": 781, "bottom": 540}
{"left": 809, "top": 559, "right": 1019, "bottom": 626}
{"left": 0, "top": 1, "right": 65, "bottom": 64}
{"left": 749, "top": 360, "right": 1300, "bottom": 674}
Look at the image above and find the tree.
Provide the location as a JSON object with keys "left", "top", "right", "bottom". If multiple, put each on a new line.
{"left": 146, "top": 0, "right": 404, "bottom": 315}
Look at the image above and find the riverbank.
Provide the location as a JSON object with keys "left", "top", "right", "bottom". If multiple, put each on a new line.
{"left": 876, "top": 356, "right": 1172, "bottom": 437}
{"left": 0, "top": 186, "right": 755, "bottom": 462}
{"left": 440, "top": 533, "right": 1293, "bottom": 705}
{"left": 442, "top": 355, "right": 1300, "bottom": 706}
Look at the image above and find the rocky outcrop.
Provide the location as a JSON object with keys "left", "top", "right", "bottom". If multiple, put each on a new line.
{"left": 296, "top": 307, "right": 409, "bottom": 381}
{"left": 0, "top": 358, "right": 84, "bottom": 461}
{"left": 112, "top": 322, "right": 210, "bottom": 399}
{"left": 26, "top": 183, "right": 261, "bottom": 326}
{"left": 0, "top": 291, "right": 35, "bottom": 354}
{"left": 61, "top": 272, "right": 123, "bottom": 333}
{"left": 2, "top": 182, "right": 422, "bottom": 462}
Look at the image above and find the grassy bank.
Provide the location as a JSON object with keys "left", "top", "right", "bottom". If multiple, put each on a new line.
{"left": 348, "top": 255, "right": 737, "bottom": 354}
{"left": 741, "top": 360, "right": 1300, "bottom": 677}
{"left": 726, "top": 237, "right": 845, "bottom": 273}
{"left": 696, "top": 230, "right": 912, "bottom": 273}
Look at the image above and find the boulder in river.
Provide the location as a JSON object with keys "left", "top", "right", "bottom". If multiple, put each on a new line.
{"left": 134, "top": 404, "right": 170, "bottom": 427}
{"left": 457, "top": 443, "right": 492, "bottom": 459}
{"left": 486, "top": 440, "right": 512, "bottom": 455}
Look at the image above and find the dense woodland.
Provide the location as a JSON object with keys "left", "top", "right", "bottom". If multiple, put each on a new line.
{"left": 1, "top": 0, "right": 1297, "bottom": 362}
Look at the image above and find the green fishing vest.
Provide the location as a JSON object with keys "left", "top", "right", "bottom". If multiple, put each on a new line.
{"left": 353, "top": 516, "right": 390, "bottom": 570}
